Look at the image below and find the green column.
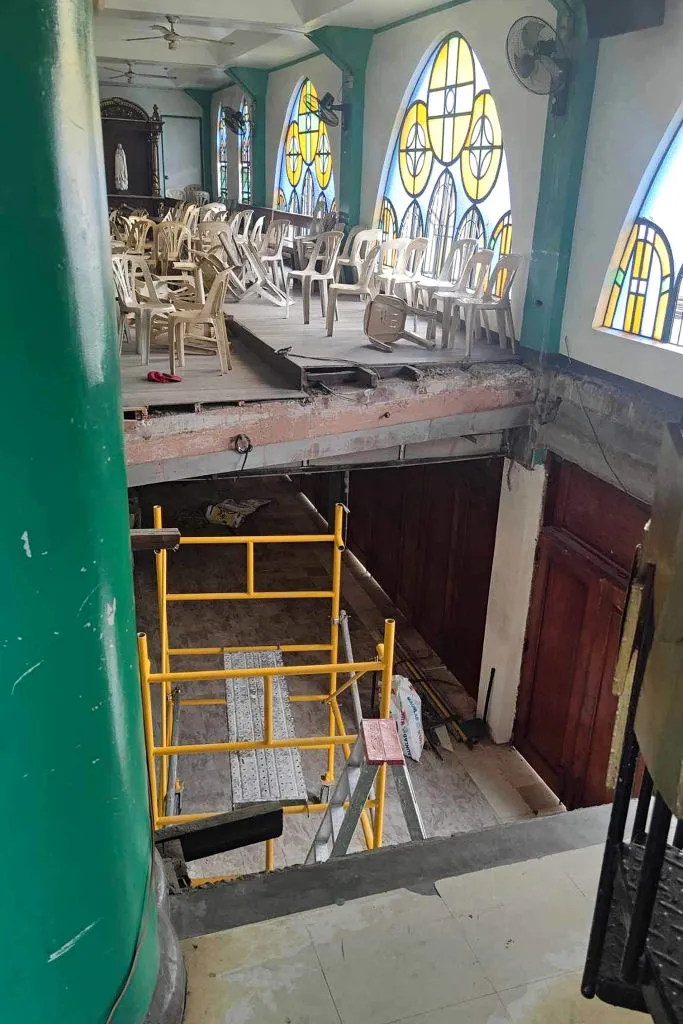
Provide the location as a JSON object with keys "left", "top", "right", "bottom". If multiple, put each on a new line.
{"left": 307, "top": 27, "right": 374, "bottom": 226}
{"left": 228, "top": 68, "right": 270, "bottom": 207}
{"left": 2, "top": 2, "right": 158, "bottom": 1022}
{"left": 521, "top": 5, "right": 599, "bottom": 353}
{"left": 185, "top": 89, "right": 214, "bottom": 196}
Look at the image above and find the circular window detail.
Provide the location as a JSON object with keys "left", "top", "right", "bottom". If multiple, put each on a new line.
{"left": 285, "top": 122, "right": 302, "bottom": 186}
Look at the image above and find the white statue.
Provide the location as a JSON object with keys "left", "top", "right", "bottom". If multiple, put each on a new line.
{"left": 114, "top": 143, "right": 129, "bottom": 192}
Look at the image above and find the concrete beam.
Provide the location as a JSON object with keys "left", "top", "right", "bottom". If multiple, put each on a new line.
{"left": 125, "top": 365, "right": 535, "bottom": 482}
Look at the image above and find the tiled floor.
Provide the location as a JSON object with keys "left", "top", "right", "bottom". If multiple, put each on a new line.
{"left": 133, "top": 476, "right": 560, "bottom": 877}
{"left": 181, "top": 845, "right": 649, "bottom": 1024}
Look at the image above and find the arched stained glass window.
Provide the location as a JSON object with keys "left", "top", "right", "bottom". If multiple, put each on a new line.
{"left": 377, "top": 32, "right": 511, "bottom": 279}
{"left": 237, "top": 96, "right": 252, "bottom": 205}
{"left": 217, "top": 105, "right": 228, "bottom": 202}
{"left": 273, "top": 78, "right": 336, "bottom": 216}
{"left": 600, "top": 116, "right": 683, "bottom": 345}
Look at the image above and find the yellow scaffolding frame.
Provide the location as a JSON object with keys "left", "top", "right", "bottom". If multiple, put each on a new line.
{"left": 138, "top": 503, "right": 396, "bottom": 871}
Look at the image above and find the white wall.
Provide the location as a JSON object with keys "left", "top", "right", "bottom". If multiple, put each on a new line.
{"left": 266, "top": 55, "right": 342, "bottom": 208}
{"left": 99, "top": 84, "right": 203, "bottom": 196}
{"left": 561, "top": 0, "right": 683, "bottom": 398}
{"left": 362, "top": 0, "right": 553, "bottom": 324}
{"left": 477, "top": 460, "right": 546, "bottom": 743}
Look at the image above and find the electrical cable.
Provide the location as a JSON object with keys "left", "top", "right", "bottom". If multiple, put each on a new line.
{"left": 234, "top": 433, "right": 253, "bottom": 471}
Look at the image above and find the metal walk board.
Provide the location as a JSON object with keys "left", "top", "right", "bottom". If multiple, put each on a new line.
{"left": 225, "top": 650, "right": 307, "bottom": 808}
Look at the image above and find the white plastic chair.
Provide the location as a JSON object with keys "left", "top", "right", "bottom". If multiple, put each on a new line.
{"left": 250, "top": 215, "right": 266, "bottom": 249}
{"left": 389, "top": 237, "right": 429, "bottom": 307}
{"left": 199, "top": 203, "right": 227, "bottom": 222}
{"left": 260, "top": 219, "right": 289, "bottom": 290}
{"left": 435, "top": 249, "right": 494, "bottom": 350}
{"left": 181, "top": 204, "right": 200, "bottom": 236}
{"left": 461, "top": 254, "right": 523, "bottom": 355}
{"left": 422, "top": 239, "right": 479, "bottom": 340}
{"left": 155, "top": 222, "right": 192, "bottom": 270}
{"left": 336, "top": 228, "right": 382, "bottom": 283}
{"left": 126, "top": 218, "right": 155, "bottom": 256}
{"left": 112, "top": 254, "right": 174, "bottom": 363}
{"left": 326, "top": 242, "right": 380, "bottom": 337}
{"left": 168, "top": 269, "right": 232, "bottom": 375}
{"left": 232, "top": 209, "right": 253, "bottom": 243}
{"left": 285, "top": 230, "right": 345, "bottom": 323}
{"left": 363, "top": 294, "right": 436, "bottom": 352}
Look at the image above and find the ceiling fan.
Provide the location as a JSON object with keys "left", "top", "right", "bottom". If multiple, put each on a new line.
{"left": 125, "top": 14, "right": 231, "bottom": 51}
{"left": 101, "top": 61, "right": 178, "bottom": 85}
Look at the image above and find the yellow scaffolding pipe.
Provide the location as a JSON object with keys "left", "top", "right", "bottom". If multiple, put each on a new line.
{"left": 144, "top": 503, "right": 394, "bottom": 872}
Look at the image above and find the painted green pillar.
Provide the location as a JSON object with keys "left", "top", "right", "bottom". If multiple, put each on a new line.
{"left": 308, "top": 27, "right": 374, "bottom": 226}
{"left": 1, "top": 1, "right": 159, "bottom": 1021}
{"left": 185, "top": 89, "right": 214, "bottom": 196}
{"left": 521, "top": 5, "right": 599, "bottom": 353}
{"left": 228, "top": 68, "right": 270, "bottom": 207}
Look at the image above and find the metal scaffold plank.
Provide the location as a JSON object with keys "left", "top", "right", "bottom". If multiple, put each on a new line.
{"left": 225, "top": 650, "right": 308, "bottom": 807}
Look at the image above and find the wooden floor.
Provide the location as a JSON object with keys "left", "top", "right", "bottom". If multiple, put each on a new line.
{"left": 120, "top": 292, "right": 517, "bottom": 412}
{"left": 232, "top": 292, "right": 518, "bottom": 372}
{"left": 120, "top": 331, "right": 302, "bottom": 413}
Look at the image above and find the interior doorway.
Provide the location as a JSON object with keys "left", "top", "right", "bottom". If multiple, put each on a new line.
{"left": 515, "top": 457, "right": 649, "bottom": 809}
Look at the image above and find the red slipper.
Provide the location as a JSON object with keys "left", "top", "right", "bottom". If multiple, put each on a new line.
{"left": 146, "top": 371, "right": 183, "bottom": 383}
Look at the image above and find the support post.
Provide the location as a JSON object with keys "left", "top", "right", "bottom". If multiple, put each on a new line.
{"left": 307, "top": 27, "right": 374, "bottom": 226}
{"left": 185, "top": 89, "right": 214, "bottom": 196}
{"left": 227, "top": 67, "right": 270, "bottom": 207}
{"left": 521, "top": 6, "right": 599, "bottom": 354}
{"left": 2, "top": 1, "right": 161, "bottom": 1020}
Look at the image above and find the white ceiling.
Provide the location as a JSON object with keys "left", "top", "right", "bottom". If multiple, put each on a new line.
{"left": 95, "top": 0, "right": 457, "bottom": 89}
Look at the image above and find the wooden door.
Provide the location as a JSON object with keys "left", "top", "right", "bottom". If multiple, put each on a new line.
{"left": 515, "top": 528, "right": 627, "bottom": 808}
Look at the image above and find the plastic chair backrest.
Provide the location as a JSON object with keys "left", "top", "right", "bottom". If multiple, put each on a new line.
{"left": 456, "top": 248, "right": 493, "bottom": 298}
{"left": 233, "top": 209, "right": 253, "bottom": 239}
{"left": 181, "top": 204, "right": 199, "bottom": 234}
{"left": 203, "top": 268, "right": 230, "bottom": 316}
{"left": 379, "top": 236, "right": 409, "bottom": 270}
{"left": 263, "top": 219, "right": 288, "bottom": 256}
{"left": 442, "top": 238, "right": 478, "bottom": 283}
{"left": 357, "top": 243, "right": 381, "bottom": 289}
{"left": 351, "top": 228, "right": 382, "bottom": 265}
{"left": 340, "top": 225, "right": 364, "bottom": 260}
{"left": 304, "top": 230, "right": 344, "bottom": 275}
{"left": 112, "top": 255, "right": 135, "bottom": 307}
{"left": 200, "top": 203, "right": 227, "bottom": 222}
{"left": 402, "top": 237, "right": 429, "bottom": 276}
{"left": 251, "top": 215, "right": 266, "bottom": 247}
{"left": 125, "top": 255, "right": 164, "bottom": 304}
{"left": 126, "top": 218, "right": 155, "bottom": 255}
{"left": 484, "top": 254, "right": 523, "bottom": 302}
{"left": 156, "top": 222, "right": 191, "bottom": 262}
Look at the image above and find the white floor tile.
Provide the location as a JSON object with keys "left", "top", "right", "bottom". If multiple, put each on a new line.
{"left": 182, "top": 921, "right": 341, "bottom": 1024}
{"left": 499, "top": 972, "right": 651, "bottom": 1023}
{"left": 390, "top": 992, "right": 511, "bottom": 1023}
{"left": 545, "top": 845, "right": 604, "bottom": 899}
{"left": 435, "top": 855, "right": 581, "bottom": 917}
{"left": 313, "top": 914, "right": 494, "bottom": 1024}
{"left": 300, "top": 886, "right": 452, "bottom": 946}
{"left": 456, "top": 887, "right": 594, "bottom": 991}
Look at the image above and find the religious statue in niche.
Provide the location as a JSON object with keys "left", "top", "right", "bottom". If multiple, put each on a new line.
{"left": 114, "top": 143, "right": 129, "bottom": 192}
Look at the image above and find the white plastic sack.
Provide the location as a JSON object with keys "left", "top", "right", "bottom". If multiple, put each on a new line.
{"left": 389, "top": 674, "right": 424, "bottom": 762}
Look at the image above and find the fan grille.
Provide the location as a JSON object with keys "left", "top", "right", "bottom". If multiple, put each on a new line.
{"left": 506, "top": 15, "right": 566, "bottom": 96}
